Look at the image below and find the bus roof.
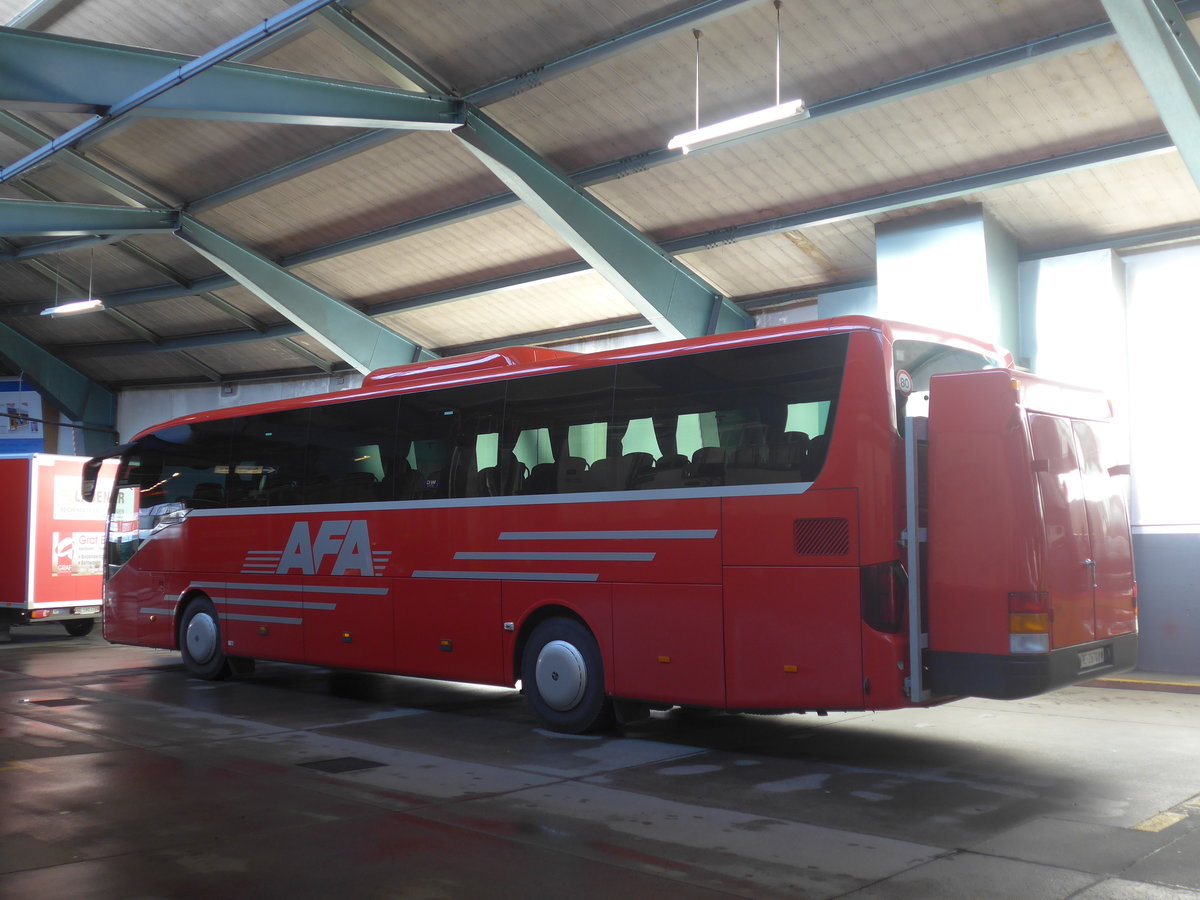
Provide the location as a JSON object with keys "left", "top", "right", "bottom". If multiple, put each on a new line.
{"left": 130, "top": 316, "right": 1011, "bottom": 441}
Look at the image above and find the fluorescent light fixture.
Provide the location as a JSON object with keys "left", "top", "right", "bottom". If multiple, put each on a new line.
{"left": 668, "top": 99, "right": 808, "bottom": 154}
{"left": 40, "top": 298, "right": 104, "bottom": 317}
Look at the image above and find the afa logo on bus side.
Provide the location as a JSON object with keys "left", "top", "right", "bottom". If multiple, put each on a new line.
{"left": 278, "top": 520, "right": 375, "bottom": 576}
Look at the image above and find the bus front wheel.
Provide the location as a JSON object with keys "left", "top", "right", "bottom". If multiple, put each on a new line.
{"left": 179, "top": 597, "right": 232, "bottom": 680}
{"left": 521, "top": 617, "right": 613, "bottom": 734}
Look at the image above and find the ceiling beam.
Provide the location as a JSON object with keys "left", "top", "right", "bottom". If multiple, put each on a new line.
{"left": 1101, "top": 0, "right": 1200, "bottom": 190}
{"left": 0, "top": 23, "right": 463, "bottom": 182}
{"left": 0, "top": 27, "right": 459, "bottom": 125}
{"left": 170, "top": 4, "right": 1200, "bottom": 267}
{"left": 0, "top": 320, "right": 115, "bottom": 430}
{"left": 56, "top": 211, "right": 1200, "bottom": 366}
{"left": 307, "top": 8, "right": 747, "bottom": 341}
{"left": 26, "top": 130, "right": 1172, "bottom": 322}
{"left": 182, "top": 0, "right": 765, "bottom": 216}
{"left": 5, "top": 0, "right": 72, "bottom": 28}
{"left": 660, "top": 134, "right": 1177, "bottom": 253}
{"left": 455, "top": 107, "right": 750, "bottom": 339}
{"left": 0, "top": 111, "right": 168, "bottom": 208}
{"left": 463, "top": 0, "right": 760, "bottom": 106}
{"left": 185, "top": 130, "right": 397, "bottom": 213}
{"left": 175, "top": 216, "right": 435, "bottom": 373}
{"left": 0, "top": 198, "right": 178, "bottom": 236}
{"left": 314, "top": 4, "right": 446, "bottom": 93}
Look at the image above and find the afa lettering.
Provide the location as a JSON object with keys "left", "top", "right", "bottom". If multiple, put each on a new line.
{"left": 278, "top": 520, "right": 375, "bottom": 576}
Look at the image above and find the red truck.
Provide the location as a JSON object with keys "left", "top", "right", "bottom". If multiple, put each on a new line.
{"left": 0, "top": 454, "right": 114, "bottom": 641}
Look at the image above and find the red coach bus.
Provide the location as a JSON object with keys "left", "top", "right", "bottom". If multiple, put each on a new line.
{"left": 85, "top": 316, "right": 1136, "bottom": 732}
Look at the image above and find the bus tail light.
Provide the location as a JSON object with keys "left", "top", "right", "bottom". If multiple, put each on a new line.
{"left": 1009, "top": 591, "right": 1049, "bottom": 653}
{"left": 861, "top": 562, "right": 907, "bottom": 634}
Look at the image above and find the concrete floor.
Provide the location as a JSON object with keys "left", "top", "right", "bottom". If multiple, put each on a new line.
{"left": 2, "top": 626, "right": 1199, "bottom": 899}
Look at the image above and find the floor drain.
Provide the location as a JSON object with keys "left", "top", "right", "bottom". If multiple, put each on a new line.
{"left": 26, "top": 698, "right": 91, "bottom": 707}
{"left": 299, "top": 756, "right": 386, "bottom": 773}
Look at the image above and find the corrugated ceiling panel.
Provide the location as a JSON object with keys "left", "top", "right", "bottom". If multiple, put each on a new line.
{"left": 7, "top": 306, "right": 147, "bottom": 345}
{"left": 194, "top": 132, "right": 495, "bottom": 257}
{"left": 92, "top": 120, "right": 370, "bottom": 206}
{"left": 355, "top": 0, "right": 683, "bottom": 95}
{"left": 112, "top": 294, "right": 248, "bottom": 338}
{"left": 983, "top": 154, "right": 1200, "bottom": 250}
{"left": 292, "top": 205, "right": 575, "bottom": 305}
{"left": 590, "top": 43, "right": 1162, "bottom": 243}
{"left": 250, "top": 24, "right": 400, "bottom": 87}
{"left": 11, "top": 161, "right": 146, "bottom": 207}
{"left": 120, "top": 233, "right": 227, "bottom": 283}
{"left": 204, "top": 285, "right": 291, "bottom": 327}
{"left": 35, "top": 0, "right": 283, "bottom": 53}
{"left": 484, "top": 0, "right": 1106, "bottom": 172}
{"left": 0, "top": 264, "right": 57, "bottom": 303}
{"left": 681, "top": 218, "right": 879, "bottom": 297}
{"left": 376, "top": 270, "right": 637, "bottom": 349}
{"left": 69, "top": 351, "right": 218, "bottom": 385}
{"left": 184, "top": 339, "right": 322, "bottom": 377}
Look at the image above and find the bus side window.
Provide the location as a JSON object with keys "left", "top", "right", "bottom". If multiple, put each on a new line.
{"left": 397, "top": 382, "right": 505, "bottom": 500}
{"left": 229, "top": 410, "right": 310, "bottom": 506}
{"left": 502, "top": 366, "right": 616, "bottom": 495}
{"left": 306, "top": 397, "right": 400, "bottom": 503}
{"left": 614, "top": 335, "right": 848, "bottom": 488}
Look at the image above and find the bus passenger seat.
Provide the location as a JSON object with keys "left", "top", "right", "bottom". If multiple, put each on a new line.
{"left": 687, "top": 447, "right": 726, "bottom": 485}
{"left": 805, "top": 433, "right": 830, "bottom": 479}
{"left": 190, "top": 482, "right": 225, "bottom": 508}
{"left": 768, "top": 432, "right": 810, "bottom": 471}
{"left": 559, "top": 456, "right": 588, "bottom": 493}
{"left": 585, "top": 457, "right": 617, "bottom": 491}
{"left": 525, "top": 462, "right": 557, "bottom": 494}
{"left": 333, "top": 470, "right": 379, "bottom": 501}
{"left": 478, "top": 451, "right": 527, "bottom": 496}
{"left": 620, "top": 452, "right": 655, "bottom": 489}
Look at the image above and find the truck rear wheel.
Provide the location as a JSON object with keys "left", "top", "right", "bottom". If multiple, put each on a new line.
{"left": 64, "top": 620, "right": 94, "bottom": 637}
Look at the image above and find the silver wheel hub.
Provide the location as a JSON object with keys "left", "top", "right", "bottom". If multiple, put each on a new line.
{"left": 185, "top": 612, "right": 218, "bottom": 664}
{"left": 535, "top": 640, "right": 587, "bottom": 711}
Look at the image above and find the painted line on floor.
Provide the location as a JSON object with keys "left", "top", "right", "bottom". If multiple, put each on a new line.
{"left": 1131, "top": 811, "right": 1187, "bottom": 833}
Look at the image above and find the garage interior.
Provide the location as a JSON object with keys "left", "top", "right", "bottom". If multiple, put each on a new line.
{"left": 2, "top": 0, "right": 1200, "bottom": 896}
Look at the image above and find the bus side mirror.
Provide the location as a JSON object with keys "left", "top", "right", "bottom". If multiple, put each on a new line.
{"left": 81, "top": 456, "right": 103, "bottom": 502}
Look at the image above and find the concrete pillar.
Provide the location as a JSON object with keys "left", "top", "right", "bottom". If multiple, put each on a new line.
{"left": 874, "top": 205, "right": 1019, "bottom": 354}
{"left": 815, "top": 284, "right": 878, "bottom": 319}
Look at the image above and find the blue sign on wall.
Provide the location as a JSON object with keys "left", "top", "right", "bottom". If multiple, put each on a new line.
{"left": 0, "top": 380, "right": 45, "bottom": 454}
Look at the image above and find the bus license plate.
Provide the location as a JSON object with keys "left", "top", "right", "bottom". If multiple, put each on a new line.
{"left": 1078, "top": 648, "right": 1105, "bottom": 670}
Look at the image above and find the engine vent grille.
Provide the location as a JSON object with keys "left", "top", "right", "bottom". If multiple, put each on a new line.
{"left": 793, "top": 517, "right": 850, "bottom": 556}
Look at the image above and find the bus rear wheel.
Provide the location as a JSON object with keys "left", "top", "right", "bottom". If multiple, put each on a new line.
{"left": 521, "top": 617, "right": 613, "bottom": 734}
{"left": 179, "top": 597, "right": 232, "bottom": 680}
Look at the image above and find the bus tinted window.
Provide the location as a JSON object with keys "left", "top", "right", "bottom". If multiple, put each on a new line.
{"left": 108, "top": 419, "right": 237, "bottom": 570}
{"left": 133, "top": 420, "right": 236, "bottom": 510}
{"left": 504, "top": 366, "right": 616, "bottom": 494}
{"left": 306, "top": 397, "right": 400, "bottom": 503}
{"left": 396, "top": 382, "right": 505, "bottom": 498}
{"left": 613, "top": 335, "right": 848, "bottom": 487}
{"left": 227, "top": 410, "right": 310, "bottom": 507}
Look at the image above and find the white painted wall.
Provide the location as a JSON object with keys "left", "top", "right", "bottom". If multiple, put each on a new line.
{"left": 115, "top": 373, "right": 363, "bottom": 441}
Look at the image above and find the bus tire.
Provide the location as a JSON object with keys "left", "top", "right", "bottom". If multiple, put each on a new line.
{"left": 64, "top": 619, "right": 94, "bottom": 637}
{"left": 521, "top": 617, "right": 613, "bottom": 734}
{"left": 178, "top": 597, "right": 232, "bottom": 681}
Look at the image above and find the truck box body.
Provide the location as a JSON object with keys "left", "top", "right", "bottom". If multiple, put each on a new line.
{"left": 0, "top": 454, "right": 113, "bottom": 636}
